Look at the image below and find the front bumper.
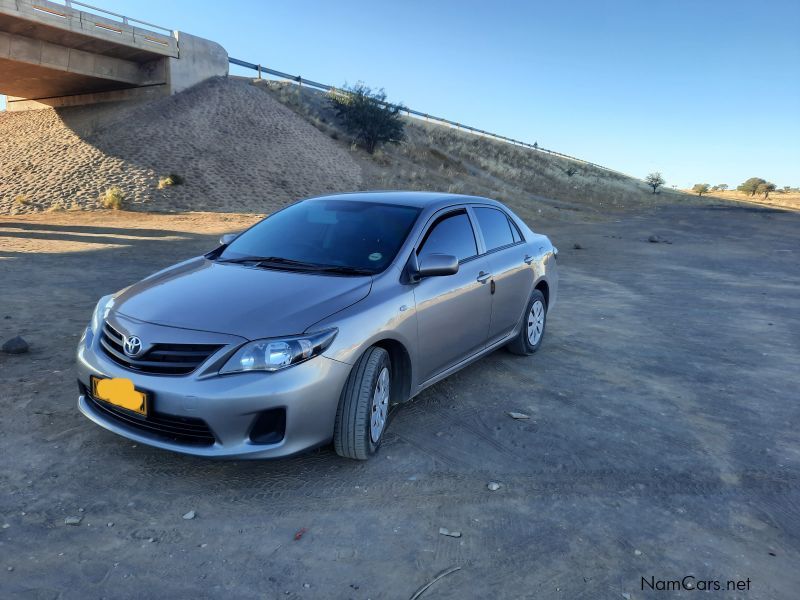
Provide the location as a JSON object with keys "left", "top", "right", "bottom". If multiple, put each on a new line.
{"left": 76, "top": 327, "right": 352, "bottom": 459}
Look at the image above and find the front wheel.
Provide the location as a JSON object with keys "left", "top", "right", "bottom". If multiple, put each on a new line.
{"left": 333, "top": 346, "right": 391, "bottom": 460}
{"left": 507, "top": 289, "right": 547, "bottom": 355}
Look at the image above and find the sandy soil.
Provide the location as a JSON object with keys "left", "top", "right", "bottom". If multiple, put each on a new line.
{"left": 1, "top": 201, "right": 798, "bottom": 599}
{"left": 0, "top": 78, "right": 362, "bottom": 214}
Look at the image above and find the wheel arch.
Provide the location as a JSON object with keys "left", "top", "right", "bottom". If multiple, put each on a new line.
{"left": 370, "top": 338, "right": 413, "bottom": 404}
{"left": 534, "top": 278, "right": 550, "bottom": 308}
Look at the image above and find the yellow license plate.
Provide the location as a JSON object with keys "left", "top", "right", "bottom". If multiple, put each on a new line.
{"left": 91, "top": 376, "right": 148, "bottom": 416}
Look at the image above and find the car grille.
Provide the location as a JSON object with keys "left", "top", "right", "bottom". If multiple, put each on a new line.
{"left": 100, "top": 322, "right": 223, "bottom": 375}
{"left": 80, "top": 382, "right": 216, "bottom": 447}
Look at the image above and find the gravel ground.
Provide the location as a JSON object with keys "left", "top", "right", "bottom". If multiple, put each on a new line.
{"left": 1, "top": 203, "right": 798, "bottom": 599}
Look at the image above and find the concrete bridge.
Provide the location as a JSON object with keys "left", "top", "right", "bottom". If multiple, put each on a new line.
{"left": 0, "top": 0, "right": 228, "bottom": 110}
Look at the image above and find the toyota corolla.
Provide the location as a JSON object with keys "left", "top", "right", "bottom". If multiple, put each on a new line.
{"left": 76, "top": 192, "right": 558, "bottom": 460}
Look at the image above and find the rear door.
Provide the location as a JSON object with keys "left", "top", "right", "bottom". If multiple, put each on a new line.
{"left": 412, "top": 208, "right": 493, "bottom": 382}
{"left": 471, "top": 206, "right": 534, "bottom": 344}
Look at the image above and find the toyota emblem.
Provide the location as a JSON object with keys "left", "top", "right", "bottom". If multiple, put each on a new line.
{"left": 123, "top": 335, "right": 143, "bottom": 357}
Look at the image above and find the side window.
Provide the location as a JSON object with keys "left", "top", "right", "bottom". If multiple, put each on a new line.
{"left": 474, "top": 207, "right": 515, "bottom": 251}
{"left": 418, "top": 211, "right": 478, "bottom": 262}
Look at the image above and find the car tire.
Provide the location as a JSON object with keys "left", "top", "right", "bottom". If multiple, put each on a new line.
{"left": 507, "top": 289, "right": 547, "bottom": 356}
{"left": 333, "top": 346, "right": 391, "bottom": 460}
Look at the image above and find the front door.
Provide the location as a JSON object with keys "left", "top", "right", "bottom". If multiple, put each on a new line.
{"left": 413, "top": 209, "right": 493, "bottom": 382}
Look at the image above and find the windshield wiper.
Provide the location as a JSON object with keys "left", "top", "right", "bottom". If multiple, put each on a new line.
{"left": 218, "top": 256, "right": 316, "bottom": 268}
{"left": 309, "top": 265, "right": 374, "bottom": 275}
{"left": 218, "top": 256, "right": 373, "bottom": 275}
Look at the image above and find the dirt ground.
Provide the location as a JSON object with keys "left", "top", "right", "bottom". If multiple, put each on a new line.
{"left": 1, "top": 202, "right": 799, "bottom": 599}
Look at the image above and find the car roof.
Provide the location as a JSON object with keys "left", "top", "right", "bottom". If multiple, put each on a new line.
{"left": 304, "top": 191, "right": 504, "bottom": 210}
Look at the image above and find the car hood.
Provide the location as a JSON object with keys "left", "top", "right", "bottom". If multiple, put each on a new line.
{"left": 113, "top": 257, "right": 372, "bottom": 339}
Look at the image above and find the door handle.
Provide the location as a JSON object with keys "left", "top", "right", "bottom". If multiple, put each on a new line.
{"left": 477, "top": 271, "right": 492, "bottom": 284}
{"left": 523, "top": 255, "right": 534, "bottom": 265}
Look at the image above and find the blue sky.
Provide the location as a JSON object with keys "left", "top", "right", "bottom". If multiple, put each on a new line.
{"left": 4, "top": 0, "right": 798, "bottom": 188}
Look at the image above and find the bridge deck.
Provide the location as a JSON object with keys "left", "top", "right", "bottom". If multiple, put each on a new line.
{"left": 0, "top": 0, "right": 177, "bottom": 61}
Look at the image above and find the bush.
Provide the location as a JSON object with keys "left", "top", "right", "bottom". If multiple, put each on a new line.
{"left": 158, "top": 173, "right": 184, "bottom": 189}
{"left": 14, "top": 194, "right": 30, "bottom": 205}
{"left": 327, "top": 83, "right": 405, "bottom": 154}
{"left": 100, "top": 187, "right": 124, "bottom": 210}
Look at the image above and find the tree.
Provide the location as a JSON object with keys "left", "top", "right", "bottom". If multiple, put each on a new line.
{"left": 327, "top": 83, "right": 405, "bottom": 154}
{"left": 756, "top": 182, "right": 776, "bottom": 199}
{"left": 712, "top": 183, "right": 728, "bottom": 192}
{"left": 645, "top": 172, "right": 665, "bottom": 194}
{"left": 737, "top": 177, "right": 766, "bottom": 196}
{"left": 692, "top": 183, "right": 710, "bottom": 196}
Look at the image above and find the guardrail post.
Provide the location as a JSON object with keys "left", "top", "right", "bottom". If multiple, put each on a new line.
{"left": 257, "top": 64, "right": 262, "bottom": 79}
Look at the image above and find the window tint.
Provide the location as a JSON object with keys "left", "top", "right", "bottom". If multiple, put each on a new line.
{"left": 474, "top": 207, "right": 515, "bottom": 251}
{"left": 418, "top": 212, "right": 477, "bottom": 262}
{"left": 221, "top": 200, "right": 420, "bottom": 273}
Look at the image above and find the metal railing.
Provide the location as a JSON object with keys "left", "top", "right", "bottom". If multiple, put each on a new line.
{"left": 229, "top": 57, "right": 630, "bottom": 178}
{"left": 39, "top": 0, "right": 174, "bottom": 35}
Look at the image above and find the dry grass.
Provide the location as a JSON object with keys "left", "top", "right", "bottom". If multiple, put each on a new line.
{"left": 100, "top": 187, "right": 124, "bottom": 210}
{"left": 691, "top": 189, "right": 800, "bottom": 211}
{"left": 254, "top": 79, "right": 694, "bottom": 223}
{"left": 255, "top": 78, "right": 800, "bottom": 219}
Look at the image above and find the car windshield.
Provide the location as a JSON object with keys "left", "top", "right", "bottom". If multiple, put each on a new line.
{"left": 219, "top": 199, "right": 421, "bottom": 274}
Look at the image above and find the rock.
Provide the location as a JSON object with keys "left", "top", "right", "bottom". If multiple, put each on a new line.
{"left": 634, "top": 549, "right": 642, "bottom": 556}
{"left": 573, "top": 243, "right": 583, "bottom": 250}
{"left": 182, "top": 511, "right": 196, "bottom": 520}
{"left": 64, "top": 516, "right": 82, "bottom": 526}
{"left": 487, "top": 482, "right": 501, "bottom": 491}
{"left": 1, "top": 336, "right": 29, "bottom": 354}
{"left": 439, "top": 527, "right": 462, "bottom": 538}
{"left": 303, "top": 583, "right": 310, "bottom": 589}
{"left": 622, "top": 594, "right": 631, "bottom": 600}
{"left": 107, "top": 522, "right": 114, "bottom": 528}
{"left": 6, "top": 566, "right": 13, "bottom": 572}
{"left": 508, "top": 411, "right": 530, "bottom": 420}
{"left": 648, "top": 234, "right": 672, "bottom": 244}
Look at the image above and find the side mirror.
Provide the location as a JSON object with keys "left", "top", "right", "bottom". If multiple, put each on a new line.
{"left": 417, "top": 253, "right": 459, "bottom": 278}
{"left": 219, "top": 232, "right": 239, "bottom": 246}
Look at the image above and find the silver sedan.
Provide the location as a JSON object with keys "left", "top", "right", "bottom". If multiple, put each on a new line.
{"left": 76, "top": 192, "right": 558, "bottom": 460}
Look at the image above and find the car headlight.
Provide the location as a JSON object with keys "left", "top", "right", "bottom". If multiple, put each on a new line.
{"left": 220, "top": 329, "right": 338, "bottom": 374}
{"left": 90, "top": 295, "right": 115, "bottom": 334}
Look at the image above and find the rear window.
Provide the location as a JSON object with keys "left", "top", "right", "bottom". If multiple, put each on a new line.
{"left": 474, "top": 207, "right": 515, "bottom": 251}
